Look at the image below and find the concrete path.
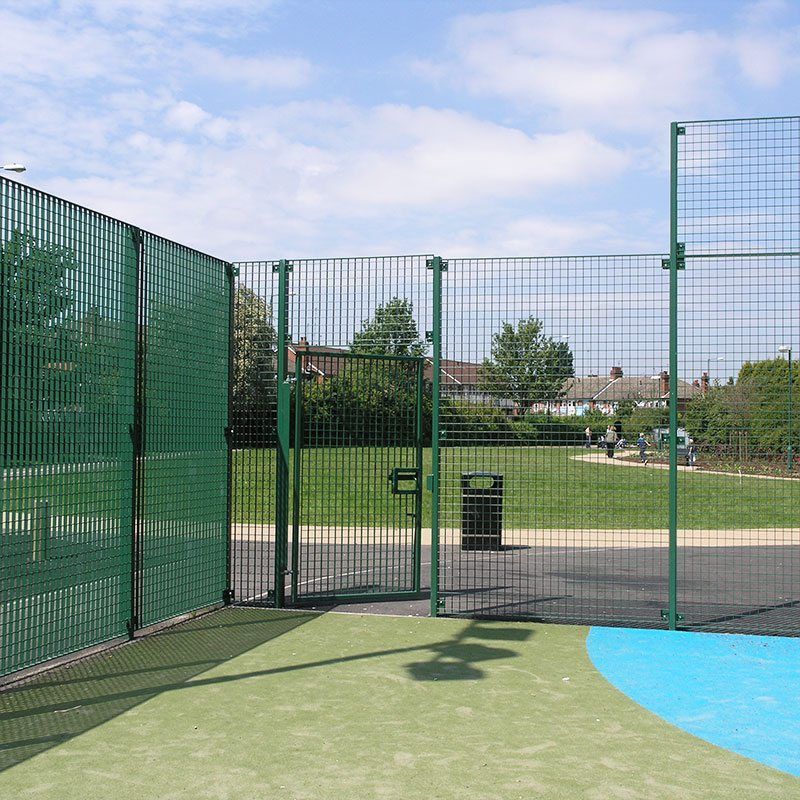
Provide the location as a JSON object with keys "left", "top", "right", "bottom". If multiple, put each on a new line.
{"left": 571, "top": 451, "right": 800, "bottom": 481}
{"left": 231, "top": 524, "right": 800, "bottom": 547}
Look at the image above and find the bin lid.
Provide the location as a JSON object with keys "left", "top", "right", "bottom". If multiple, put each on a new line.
{"left": 461, "top": 472, "right": 503, "bottom": 488}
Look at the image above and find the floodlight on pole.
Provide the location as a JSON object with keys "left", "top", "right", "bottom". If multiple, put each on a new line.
{"left": 778, "top": 346, "right": 793, "bottom": 472}
{"left": 2, "top": 163, "right": 26, "bottom": 173}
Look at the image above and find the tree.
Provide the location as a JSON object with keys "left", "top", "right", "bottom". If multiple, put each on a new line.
{"left": 351, "top": 298, "right": 427, "bottom": 357}
{"left": 734, "top": 358, "right": 797, "bottom": 456}
{"left": 292, "top": 298, "right": 428, "bottom": 447}
{"left": 231, "top": 285, "right": 277, "bottom": 447}
{"left": 479, "top": 316, "right": 574, "bottom": 412}
{"left": 684, "top": 358, "right": 799, "bottom": 459}
{"left": 1, "top": 229, "right": 82, "bottom": 463}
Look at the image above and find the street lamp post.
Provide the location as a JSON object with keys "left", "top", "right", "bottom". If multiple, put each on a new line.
{"left": 1, "top": 163, "right": 26, "bottom": 173}
{"left": 779, "top": 346, "right": 793, "bottom": 472}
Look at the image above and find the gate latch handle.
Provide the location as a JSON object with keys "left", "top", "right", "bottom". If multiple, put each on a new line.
{"left": 389, "top": 468, "right": 420, "bottom": 495}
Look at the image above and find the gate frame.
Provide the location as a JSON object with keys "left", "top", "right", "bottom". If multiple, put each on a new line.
{"left": 286, "top": 348, "right": 426, "bottom": 606}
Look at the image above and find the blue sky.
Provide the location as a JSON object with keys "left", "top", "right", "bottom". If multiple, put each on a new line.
{"left": 1, "top": 0, "right": 799, "bottom": 261}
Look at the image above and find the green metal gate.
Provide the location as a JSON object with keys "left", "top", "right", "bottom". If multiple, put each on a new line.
{"left": 289, "top": 350, "right": 424, "bottom": 603}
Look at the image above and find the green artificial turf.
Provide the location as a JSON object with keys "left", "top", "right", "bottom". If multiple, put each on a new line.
{"left": 0, "top": 608, "right": 796, "bottom": 799}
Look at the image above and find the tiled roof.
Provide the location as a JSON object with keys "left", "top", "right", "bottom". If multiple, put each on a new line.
{"left": 287, "top": 344, "right": 348, "bottom": 377}
{"left": 285, "top": 345, "right": 703, "bottom": 403}
{"left": 424, "top": 358, "right": 483, "bottom": 387}
{"left": 565, "top": 375, "right": 701, "bottom": 402}
{"left": 562, "top": 377, "right": 610, "bottom": 400}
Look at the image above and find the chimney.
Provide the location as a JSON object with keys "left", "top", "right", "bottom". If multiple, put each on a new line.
{"left": 701, "top": 372, "right": 709, "bottom": 395}
{"left": 609, "top": 366, "right": 623, "bottom": 379}
{"left": 659, "top": 370, "right": 669, "bottom": 396}
{"left": 296, "top": 336, "right": 309, "bottom": 352}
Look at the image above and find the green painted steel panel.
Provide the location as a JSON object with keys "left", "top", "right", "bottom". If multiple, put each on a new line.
{"left": 1, "top": 177, "right": 231, "bottom": 678}
{"left": 281, "top": 255, "right": 432, "bottom": 606}
{"left": 1, "top": 177, "right": 136, "bottom": 675}
{"left": 436, "top": 254, "right": 671, "bottom": 628}
{"left": 136, "top": 233, "right": 229, "bottom": 627}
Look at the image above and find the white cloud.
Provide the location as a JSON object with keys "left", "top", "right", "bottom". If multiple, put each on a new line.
{"left": 474, "top": 216, "right": 638, "bottom": 258}
{"left": 1, "top": 1, "right": 715, "bottom": 261}
{"left": 6, "top": 90, "right": 634, "bottom": 259}
{"left": 734, "top": 34, "right": 797, "bottom": 87}
{"left": 0, "top": 5, "right": 311, "bottom": 92}
{"left": 186, "top": 45, "right": 313, "bottom": 89}
{"left": 0, "top": 10, "right": 125, "bottom": 84}
{"left": 165, "top": 101, "right": 211, "bottom": 132}
{"left": 435, "top": 209, "right": 661, "bottom": 258}
{"left": 306, "top": 106, "right": 628, "bottom": 213}
{"left": 53, "top": 0, "right": 270, "bottom": 28}
{"left": 414, "top": 3, "right": 800, "bottom": 132}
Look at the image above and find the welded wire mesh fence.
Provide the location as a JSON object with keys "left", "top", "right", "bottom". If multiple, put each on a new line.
{"left": 231, "top": 256, "right": 431, "bottom": 607}
{"left": 3, "top": 114, "right": 799, "bottom": 680}
{"left": 675, "top": 118, "right": 800, "bottom": 635}
{"left": 437, "top": 256, "right": 673, "bottom": 626}
{"left": 231, "top": 116, "right": 799, "bottom": 636}
{"left": 229, "top": 261, "right": 279, "bottom": 605}
{"left": 1, "top": 180, "right": 136, "bottom": 675}
{"left": 1, "top": 177, "right": 230, "bottom": 678}
{"left": 136, "top": 233, "right": 229, "bottom": 628}
{"left": 291, "top": 352, "right": 423, "bottom": 602}
{"left": 285, "top": 257, "right": 431, "bottom": 607}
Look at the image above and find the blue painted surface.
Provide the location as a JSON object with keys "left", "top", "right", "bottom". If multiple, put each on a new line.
{"left": 587, "top": 627, "right": 800, "bottom": 777}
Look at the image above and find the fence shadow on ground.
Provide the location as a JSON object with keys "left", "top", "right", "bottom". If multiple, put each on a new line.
{"left": 0, "top": 608, "right": 316, "bottom": 772}
{"left": 404, "top": 621, "right": 532, "bottom": 681}
{"left": 0, "top": 609, "right": 534, "bottom": 772}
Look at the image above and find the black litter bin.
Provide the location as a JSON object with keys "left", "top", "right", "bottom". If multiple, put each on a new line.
{"left": 461, "top": 472, "right": 503, "bottom": 551}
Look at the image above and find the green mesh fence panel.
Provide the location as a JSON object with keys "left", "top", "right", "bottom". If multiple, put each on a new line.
{"left": 438, "top": 255, "right": 672, "bottom": 627}
{"left": 229, "top": 261, "right": 279, "bottom": 605}
{"left": 1, "top": 178, "right": 231, "bottom": 678}
{"left": 675, "top": 117, "right": 800, "bottom": 635}
{"left": 1, "top": 177, "right": 136, "bottom": 675}
{"left": 136, "top": 233, "right": 229, "bottom": 628}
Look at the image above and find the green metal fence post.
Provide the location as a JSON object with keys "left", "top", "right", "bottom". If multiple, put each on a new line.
{"left": 274, "top": 259, "right": 292, "bottom": 608}
{"left": 224, "top": 262, "right": 238, "bottom": 604}
{"left": 413, "top": 358, "right": 424, "bottom": 594}
{"left": 128, "top": 224, "right": 144, "bottom": 639}
{"left": 290, "top": 351, "right": 302, "bottom": 604}
{"left": 427, "top": 255, "right": 445, "bottom": 616}
{"left": 787, "top": 348, "right": 794, "bottom": 472}
{"left": 667, "top": 122, "right": 682, "bottom": 631}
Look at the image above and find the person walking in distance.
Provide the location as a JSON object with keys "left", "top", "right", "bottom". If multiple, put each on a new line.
{"left": 605, "top": 425, "right": 617, "bottom": 458}
{"left": 687, "top": 437, "right": 698, "bottom": 468}
{"left": 584, "top": 426, "right": 592, "bottom": 449}
{"left": 637, "top": 432, "right": 651, "bottom": 464}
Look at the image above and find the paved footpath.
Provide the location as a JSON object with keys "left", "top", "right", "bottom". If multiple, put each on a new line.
{"left": 571, "top": 451, "right": 800, "bottom": 481}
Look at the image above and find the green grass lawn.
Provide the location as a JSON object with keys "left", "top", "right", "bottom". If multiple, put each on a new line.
{"left": 3, "top": 453, "right": 227, "bottom": 527}
{"left": 5, "top": 446, "right": 798, "bottom": 533}
{"left": 232, "top": 446, "right": 800, "bottom": 530}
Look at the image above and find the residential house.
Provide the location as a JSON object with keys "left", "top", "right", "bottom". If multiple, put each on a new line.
{"left": 537, "top": 367, "right": 702, "bottom": 416}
